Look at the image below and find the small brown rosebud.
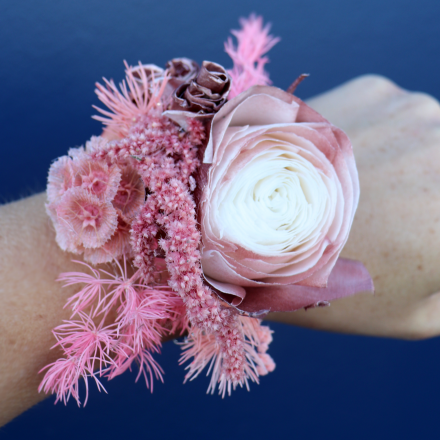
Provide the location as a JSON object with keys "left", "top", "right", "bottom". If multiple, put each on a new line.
{"left": 130, "top": 64, "right": 165, "bottom": 86}
{"left": 171, "top": 61, "right": 231, "bottom": 115}
{"left": 166, "top": 58, "right": 200, "bottom": 86}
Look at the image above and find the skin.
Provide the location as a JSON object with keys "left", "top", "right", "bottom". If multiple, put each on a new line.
{"left": 270, "top": 74, "right": 440, "bottom": 339}
{"left": 1, "top": 74, "right": 440, "bottom": 426}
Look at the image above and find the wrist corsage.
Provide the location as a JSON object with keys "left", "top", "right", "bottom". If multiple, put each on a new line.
{"left": 40, "top": 14, "right": 373, "bottom": 405}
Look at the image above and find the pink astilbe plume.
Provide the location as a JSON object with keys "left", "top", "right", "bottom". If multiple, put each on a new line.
{"left": 225, "top": 14, "right": 280, "bottom": 98}
{"left": 93, "top": 61, "right": 170, "bottom": 139}
{"left": 95, "top": 113, "right": 255, "bottom": 394}
{"left": 180, "top": 316, "right": 275, "bottom": 397}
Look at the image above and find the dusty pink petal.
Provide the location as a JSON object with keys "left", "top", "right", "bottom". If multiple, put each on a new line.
{"left": 112, "top": 166, "right": 145, "bottom": 219}
{"left": 83, "top": 215, "right": 133, "bottom": 264}
{"left": 47, "top": 156, "right": 75, "bottom": 204}
{"left": 210, "top": 258, "right": 373, "bottom": 317}
{"left": 73, "top": 156, "right": 121, "bottom": 202}
{"left": 204, "top": 87, "right": 300, "bottom": 164}
{"left": 46, "top": 201, "right": 83, "bottom": 254}
{"left": 56, "top": 187, "right": 118, "bottom": 249}
{"left": 204, "top": 274, "right": 246, "bottom": 306}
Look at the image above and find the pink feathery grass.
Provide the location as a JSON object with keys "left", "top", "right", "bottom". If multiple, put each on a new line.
{"left": 60, "top": 261, "right": 110, "bottom": 314}
{"left": 52, "top": 312, "right": 118, "bottom": 373}
{"left": 41, "top": 256, "right": 177, "bottom": 404}
{"left": 225, "top": 14, "right": 280, "bottom": 98}
{"left": 59, "top": 258, "right": 175, "bottom": 338}
{"left": 93, "top": 61, "right": 170, "bottom": 139}
{"left": 39, "top": 312, "right": 118, "bottom": 406}
{"left": 39, "top": 357, "right": 87, "bottom": 406}
{"left": 115, "top": 286, "right": 172, "bottom": 350}
{"left": 107, "top": 346, "right": 164, "bottom": 391}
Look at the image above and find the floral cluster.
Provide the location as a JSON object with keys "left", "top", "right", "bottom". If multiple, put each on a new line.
{"left": 40, "top": 14, "right": 373, "bottom": 405}
{"left": 46, "top": 139, "right": 144, "bottom": 264}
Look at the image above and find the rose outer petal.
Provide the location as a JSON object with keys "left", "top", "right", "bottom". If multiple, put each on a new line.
{"left": 206, "top": 258, "right": 373, "bottom": 317}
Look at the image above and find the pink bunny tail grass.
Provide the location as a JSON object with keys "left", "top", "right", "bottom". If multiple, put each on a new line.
{"left": 93, "top": 61, "right": 170, "bottom": 139}
{"left": 180, "top": 316, "right": 275, "bottom": 397}
{"left": 225, "top": 13, "right": 280, "bottom": 98}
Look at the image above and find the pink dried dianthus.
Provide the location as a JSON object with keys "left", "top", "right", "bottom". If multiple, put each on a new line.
{"left": 55, "top": 187, "right": 118, "bottom": 249}
{"left": 47, "top": 156, "right": 75, "bottom": 204}
{"left": 112, "top": 166, "right": 145, "bottom": 219}
{"left": 93, "top": 61, "right": 170, "bottom": 139}
{"left": 83, "top": 214, "right": 133, "bottom": 264}
{"left": 73, "top": 158, "right": 121, "bottom": 202}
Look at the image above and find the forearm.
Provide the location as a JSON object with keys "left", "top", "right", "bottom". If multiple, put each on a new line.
{"left": 268, "top": 75, "right": 440, "bottom": 340}
{"left": 0, "top": 193, "right": 81, "bottom": 426}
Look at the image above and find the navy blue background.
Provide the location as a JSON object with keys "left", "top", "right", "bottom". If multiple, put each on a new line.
{"left": 2, "top": 0, "right": 440, "bottom": 438}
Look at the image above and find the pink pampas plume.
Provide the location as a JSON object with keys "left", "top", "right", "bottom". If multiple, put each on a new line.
{"left": 93, "top": 61, "right": 170, "bottom": 139}
{"left": 225, "top": 14, "right": 280, "bottom": 98}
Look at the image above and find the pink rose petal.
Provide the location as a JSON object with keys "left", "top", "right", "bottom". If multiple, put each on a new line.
{"left": 209, "top": 258, "right": 373, "bottom": 317}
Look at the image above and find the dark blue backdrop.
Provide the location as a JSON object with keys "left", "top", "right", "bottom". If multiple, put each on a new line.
{"left": 2, "top": 1, "right": 440, "bottom": 439}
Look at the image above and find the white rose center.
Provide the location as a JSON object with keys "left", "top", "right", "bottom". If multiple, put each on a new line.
{"left": 216, "top": 146, "right": 335, "bottom": 255}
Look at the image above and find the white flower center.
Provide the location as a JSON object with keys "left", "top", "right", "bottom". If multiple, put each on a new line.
{"left": 216, "top": 146, "right": 335, "bottom": 255}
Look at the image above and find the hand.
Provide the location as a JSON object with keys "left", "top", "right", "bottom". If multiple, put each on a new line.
{"left": 268, "top": 75, "right": 440, "bottom": 340}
